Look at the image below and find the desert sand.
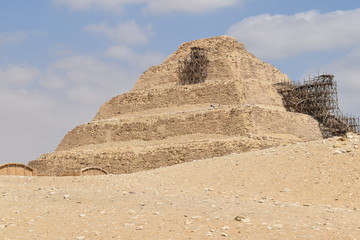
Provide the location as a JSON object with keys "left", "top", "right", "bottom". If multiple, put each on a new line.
{"left": 1, "top": 133, "right": 359, "bottom": 240}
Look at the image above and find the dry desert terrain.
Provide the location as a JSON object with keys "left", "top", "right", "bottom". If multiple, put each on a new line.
{"left": 1, "top": 133, "right": 359, "bottom": 240}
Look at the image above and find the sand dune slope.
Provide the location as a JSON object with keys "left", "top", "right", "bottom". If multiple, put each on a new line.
{"left": 1, "top": 134, "right": 359, "bottom": 240}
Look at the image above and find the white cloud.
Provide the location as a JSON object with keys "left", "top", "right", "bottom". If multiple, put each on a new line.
{"left": 145, "top": 0, "right": 240, "bottom": 14}
{"left": 105, "top": 45, "right": 165, "bottom": 68}
{"left": 227, "top": 9, "right": 360, "bottom": 59}
{"left": 53, "top": 0, "right": 242, "bottom": 14}
{"left": 40, "top": 55, "right": 134, "bottom": 102}
{"left": 53, "top": 0, "right": 143, "bottom": 13}
{"left": 84, "top": 21, "right": 152, "bottom": 44}
{"left": 0, "top": 31, "right": 46, "bottom": 46}
{"left": 318, "top": 48, "right": 360, "bottom": 117}
{"left": 0, "top": 55, "right": 139, "bottom": 165}
{"left": 0, "top": 31, "right": 29, "bottom": 45}
{"left": 0, "top": 65, "right": 40, "bottom": 87}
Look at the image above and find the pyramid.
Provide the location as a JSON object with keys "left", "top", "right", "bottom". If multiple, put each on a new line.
{"left": 29, "top": 36, "right": 322, "bottom": 176}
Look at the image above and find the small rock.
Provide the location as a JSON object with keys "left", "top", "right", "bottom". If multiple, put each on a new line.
{"left": 136, "top": 226, "right": 144, "bottom": 230}
{"left": 127, "top": 210, "right": 136, "bottom": 214}
{"left": 79, "top": 214, "right": 86, "bottom": 218}
{"left": 75, "top": 237, "right": 85, "bottom": 240}
{"left": 153, "top": 212, "right": 160, "bottom": 215}
{"left": 333, "top": 148, "right": 343, "bottom": 154}
{"left": 273, "top": 224, "right": 283, "bottom": 228}
{"left": 220, "top": 226, "right": 230, "bottom": 230}
{"left": 184, "top": 220, "right": 193, "bottom": 225}
{"left": 49, "top": 192, "right": 56, "bottom": 195}
{"left": 93, "top": 231, "right": 100, "bottom": 236}
{"left": 333, "top": 143, "right": 342, "bottom": 148}
{"left": 221, "top": 232, "right": 228, "bottom": 237}
{"left": 234, "top": 216, "right": 244, "bottom": 221}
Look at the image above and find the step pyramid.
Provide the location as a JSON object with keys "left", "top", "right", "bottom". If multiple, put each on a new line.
{"left": 29, "top": 36, "right": 322, "bottom": 176}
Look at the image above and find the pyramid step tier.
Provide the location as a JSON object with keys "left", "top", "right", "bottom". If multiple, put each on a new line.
{"left": 94, "top": 80, "right": 285, "bottom": 121}
{"left": 29, "top": 133, "right": 303, "bottom": 176}
{"left": 56, "top": 105, "right": 322, "bottom": 152}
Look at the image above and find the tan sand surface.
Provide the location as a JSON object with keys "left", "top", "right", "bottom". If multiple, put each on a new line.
{"left": 1, "top": 133, "right": 359, "bottom": 240}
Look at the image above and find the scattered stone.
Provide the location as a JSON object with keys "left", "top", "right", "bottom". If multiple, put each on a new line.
{"left": 234, "top": 216, "right": 244, "bottom": 221}
{"left": 128, "top": 210, "right": 136, "bottom": 214}
{"left": 334, "top": 149, "right": 343, "bottom": 154}
{"left": 124, "top": 223, "right": 135, "bottom": 226}
{"left": 220, "top": 226, "right": 230, "bottom": 230}
{"left": 49, "top": 192, "right": 56, "bottom": 195}
{"left": 185, "top": 220, "right": 193, "bottom": 225}
{"left": 136, "top": 226, "right": 144, "bottom": 230}
{"left": 221, "top": 232, "right": 228, "bottom": 237}
{"left": 63, "top": 195, "right": 70, "bottom": 200}
{"left": 79, "top": 214, "right": 86, "bottom": 218}
{"left": 75, "top": 236, "right": 85, "bottom": 240}
{"left": 273, "top": 224, "right": 284, "bottom": 228}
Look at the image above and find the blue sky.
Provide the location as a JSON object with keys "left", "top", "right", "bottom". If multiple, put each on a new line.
{"left": 1, "top": 0, "right": 359, "bottom": 164}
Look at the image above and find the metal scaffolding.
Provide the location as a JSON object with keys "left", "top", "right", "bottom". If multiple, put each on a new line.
{"left": 276, "top": 74, "right": 359, "bottom": 137}
{"left": 177, "top": 47, "right": 209, "bottom": 85}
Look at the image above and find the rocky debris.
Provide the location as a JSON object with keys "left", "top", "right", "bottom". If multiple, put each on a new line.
{"left": 234, "top": 216, "right": 244, "bottom": 221}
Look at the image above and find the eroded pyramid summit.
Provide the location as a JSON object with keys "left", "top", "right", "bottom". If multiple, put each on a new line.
{"left": 29, "top": 36, "right": 322, "bottom": 176}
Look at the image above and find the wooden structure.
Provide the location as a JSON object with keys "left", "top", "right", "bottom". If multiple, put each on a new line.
{"left": 0, "top": 163, "right": 37, "bottom": 176}
{"left": 177, "top": 47, "right": 209, "bottom": 85}
{"left": 80, "top": 167, "right": 107, "bottom": 176}
{"left": 277, "top": 74, "right": 359, "bottom": 137}
{"left": 62, "top": 167, "right": 108, "bottom": 176}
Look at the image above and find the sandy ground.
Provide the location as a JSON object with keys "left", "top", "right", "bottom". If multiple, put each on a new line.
{"left": 1, "top": 134, "right": 359, "bottom": 240}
